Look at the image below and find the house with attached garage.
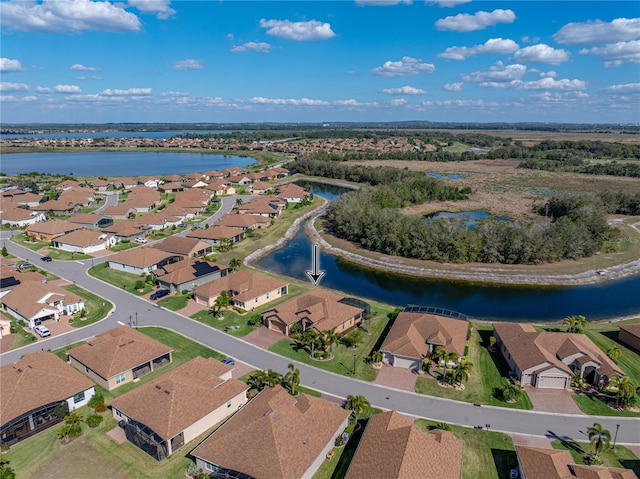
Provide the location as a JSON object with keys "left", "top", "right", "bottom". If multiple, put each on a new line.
{"left": 1, "top": 279, "right": 85, "bottom": 329}
{"left": 493, "top": 322, "right": 624, "bottom": 389}
{"left": 186, "top": 225, "right": 245, "bottom": 245}
{"left": 276, "top": 183, "right": 309, "bottom": 204}
{"left": 216, "top": 213, "right": 271, "bottom": 231}
{"left": 345, "top": 410, "right": 463, "bottom": 479}
{"left": 0, "top": 205, "right": 46, "bottom": 227}
{"left": 101, "top": 203, "right": 137, "bottom": 220}
{"left": 51, "top": 228, "right": 116, "bottom": 254}
{"left": 133, "top": 212, "right": 182, "bottom": 231}
{"left": 67, "top": 326, "right": 173, "bottom": 391}
{"left": 194, "top": 270, "right": 289, "bottom": 310}
{"left": 236, "top": 195, "right": 285, "bottom": 219}
{"left": 152, "top": 257, "right": 228, "bottom": 293}
{"left": 152, "top": 236, "right": 212, "bottom": 258}
{"left": 108, "top": 247, "right": 182, "bottom": 275}
{"left": 379, "top": 307, "right": 469, "bottom": 372}
{"left": 26, "top": 219, "right": 85, "bottom": 241}
{"left": 68, "top": 213, "right": 114, "bottom": 229}
{"left": 262, "top": 289, "right": 368, "bottom": 337}
{"left": 190, "top": 385, "right": 350, "bottom": 479}
{"left": 101, "top": 222, "right": 150, "bottom": 242}
{"left": 0, "top": 188, "right": 46, "bottom": 208}
{"left": 0, "top": 351, "right": 95, "bottom": 446}
{"left": 618, "top": 324, "right": 640, "bottom": 352}
{"left": 110, "top": 357, "right": 248, "bottom": 461}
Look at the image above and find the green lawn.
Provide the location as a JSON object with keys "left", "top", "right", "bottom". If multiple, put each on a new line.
{"left": 415, "top": 419, "right": 517, "bottom": 479}
{"left": 572, "top": 393, "right": 640, "bottom": 417}
{"left": 267, "top": 303, "right": 395, "bottom": 382}
{"left": 109, "top": 242, "right": 138, "bottom": 252}
{"left": 45, "top": 248, "right": 92, "bottom": 261}
{"left": 157, "top": 295, "right": 189, "bottom": 311}
{"left": 10, "top": 233, "right": 49, "bottom": 251}
{"left": 7, "top": 319, "right": 38, "bottom": 349}
{"left": 414, "top": 324, "right": 533, "bottom": 410}
{"left": 88, "top": 262, "right": 154, "bottom": 296}
{"left": 551, "top": 439, "right": 639, "bottom": 475}
{"left": 63, "top": 284, "right": 113, "bottom": 327}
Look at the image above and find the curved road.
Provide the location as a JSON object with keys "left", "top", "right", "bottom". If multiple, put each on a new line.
{"left": 1, "top": 200, "right": 639, "bottom": 446}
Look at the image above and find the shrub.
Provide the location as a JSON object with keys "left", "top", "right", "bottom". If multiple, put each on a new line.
{"left": 88, "top": 392, "right": 104, "bottom": 408}
{"left": 134, "top": 280, "right": 144, "bottom": 290}
{"left": 86, "top": 414, "right": 103, "bottom": 428}
{"left": 94, "top": 402, "right": 107, "bottom": 413}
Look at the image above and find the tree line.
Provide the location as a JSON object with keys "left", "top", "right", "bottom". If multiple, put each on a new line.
{"left": 325, "top": 190, "right": 614, "bottom": 265}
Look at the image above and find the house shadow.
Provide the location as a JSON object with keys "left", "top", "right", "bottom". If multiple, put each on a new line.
{"left": 491, "top": 448, "right": 518, "bottom": 479}
{"left": 601, "top": 330, "right": 640, "bottom": 354}
{"left": 366, "top": 309, "right": 401, "bottom": 357}
{"left": 477, "top": 330, "right": 513, "bottom": 378}
{"left": 619, "top": 459, "right": 640, "bottom": 476}
{"left": 331, "top": 418, "right": 369, "bottom": 479}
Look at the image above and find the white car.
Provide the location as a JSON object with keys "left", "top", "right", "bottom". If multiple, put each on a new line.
{"left": 135, "top": 237, "right": 147, "bottom": 244}
{"left": 34, "top": 325, "right": 51, "bottom": 337}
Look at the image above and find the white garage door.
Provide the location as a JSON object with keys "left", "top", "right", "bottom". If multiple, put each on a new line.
{"left": 392, "top": 356, "right": 421, "bottom": 371}
{"left": 537, "top": 375, "right": 567, "bottom": 389}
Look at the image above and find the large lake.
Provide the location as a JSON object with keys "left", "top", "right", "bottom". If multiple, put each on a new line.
{"left": 1, "top": 130, "right": 235, "bottom": 140}
{"left": 0, "top": 151, "right": 256, "bottom": 176}
{"left": 258, "top": 182, "right": 640, "bottom": 322}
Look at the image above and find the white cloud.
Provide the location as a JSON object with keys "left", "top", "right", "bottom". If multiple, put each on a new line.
{"left": 554, "top": 17, "right": 640, "bottom": 46}
{"left": 54, "top": 84, "right": 81, "bottom": 93}
{"left": 580, "top": 40, "right": 640, "bottom": 67}
{"left": 259, "top": 19, "right": 335, "bottom": 41}
{"left": 355, "top": 0, "right": 412, "bottom": 5}
{"left": 443, "top": 82, "right": 463, "bottom": 91}
{"left": 438, "top": 38, "right": 519, "bottom": 60}
{"left": 35, "top": 86, "right": 53, "bottom": 93}
{"left": 0, "top": 0, "right": 141, "bottom": 33}
{"left": 513, "top": 44, "right": 570, "bottom": 65}
{"left": 1, "top": 58, "right": 23, "bottom": 73}
{"left": 602, "top": 82, "right": 640, "bottom": 94}
{"left": 389, "top": 98, "right": 408, "bottom": 106}
{"left": 231, "top": 42, "right": 271, "bottom": 53}
{"left": 70, "top": 64, "right": 100, "bottom": 72}
{"left": 101, "top": 88, "right": 152, "bottom": 95}
{"left": 382, "top": 85, "right": 426, "bottom": 94}
{"left": 76, "top": 75, "right": 102, "bottom": 81}
{"left": 435, "top": 9, "right": 516, "bottom": 32}
{"left": 480, "top": 77, "right": 587, "bottom": 91}
{"left": 371, "top": 56, "right": 435, "bottom": 77}
{"left": 432, "top": 0, "right": 472, "bottom": 7}
{"left": 462, "top": 62, "right": 528, "bottom": 82}
{"left": 173, "top": 59, "right": 203, "bottom": 70}
{"left": 0, "top": 82, "right": 29, "bottom": 92}
{"left": 248, "top": 97, "right": 330, "bottom": 106}
{"left": 161, "top": 91, "right": 190, "bottom": 97}
{"left": 127, "top": 0, "right": 175, "bottom": 19}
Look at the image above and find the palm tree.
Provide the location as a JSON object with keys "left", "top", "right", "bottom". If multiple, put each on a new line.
{"left": 345, "top": 394, "right": 371, "bottom": 418}
{"left": 587, "top": 422, "right": 611, "bottom": 458}
{"left": 212, "top": 291, "right": 231, "bottom": 316}
{"left": 618, "top": 379, "right": 637, "bottom": 409}
{"left": 302, "top": 329, "right": 320, "bottom": 357}
{"left": 453, "top": 357, "right": 473, "bottom": 385}
{"left": 229, "top": 258, "right": 241, "bottom": 272}
{"left": 370, "top": 350, "right": 383, "bottom": 367}
{"left": 563, "top": 315, "right": 577, "bottom": 333}
{"left": 266, "top": 369, "right": 283, "bottom": 388}
{"left": 321, "top": 327, "right": 339, "bottom": 354}
{"left": 564, "top": 314, "right": 588, "bottom": 333}
{"left": 247, "top": 370, "right": 271, "bottom": 391}
{"left": 502, "top": 381, "right": 522, "bottom": 403}
{"left": 282, "top": 363, "right": 300, "bottom": 395}
{"left": 607, "top": 346, "right": 621, "bottom": 362}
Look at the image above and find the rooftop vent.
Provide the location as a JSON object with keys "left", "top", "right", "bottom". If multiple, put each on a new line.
{"left": 164, "top": 390, "right": 170, "bottom": 395}
{"left": 155, "top": 385, "right": 161, "bottom": 390}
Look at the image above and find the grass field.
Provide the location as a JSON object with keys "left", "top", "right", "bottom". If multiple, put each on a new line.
{"left": 10, "top": 233, "right": 50, "bottom": 251}
{"left": 415, "top": 324, "right": 533, "bottom": 410}
{"left": 157, "top": 295, "right": 188, "bottom": 311}
{"left": 63, "top": 284, "right": 113, "bottom": 327}
{"left": 415, "top": 419, "right": 517, "bottom": 479}
{"left": 89, "top": 262, "right": 154, "bottom": 296}
{"left": 551, "top": 439, "right": 639, "bottom": 475}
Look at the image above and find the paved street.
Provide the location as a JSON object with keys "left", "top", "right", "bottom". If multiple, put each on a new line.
{"left": 1, "top": 215, "right": 639, "bottom": 446}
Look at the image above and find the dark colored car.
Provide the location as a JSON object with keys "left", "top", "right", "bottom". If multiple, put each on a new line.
{"left": 221, "top": 357, "right": 235, "bottom": 367}
{"left": 41, "top": 256, "right": 52, "bottom": 262}
{"left": 150, "top": 289, "right": 170, "bottom": 300}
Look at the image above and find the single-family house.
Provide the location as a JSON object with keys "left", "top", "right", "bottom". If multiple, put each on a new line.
{"left": 345, "top": 410, "right": 463, "bottom": 479}
{"left": 1, "top": 279, "right": 85, "bottom": 328}
{"left": 162, "top": 174, "right": 183, "bottom": 183}
{"left": 108, "top": 247, "right": 182, "bottom": 275}
{"left": 127, "top": 185, "right": 161, "bottom": 213}
{"left": 68, "top": 213, "right": 114, "bottom": 229}
{"left": 216, "top": 213, "right": 271, "bottom": 231}
{"left": 54, "top": 179, "right": 81, "bottom": 191}
{"left": 101, "top": 222, "right": 150, "bottom": 242}
{"left": 90, "top": 178, "right": 110, "bottom": 191}
{"left": 515, "top": 445, "right": 637, "bottom": 479}
{"left": 262, "top": 290, "right": 367, "bottom": 336}
{"left": 277, "top": 183, "right": 309, "bottom": 204}
{"left": 26, "top": 219, "right": 84, "bottom": 241}
{"left": 0, "top": 205, "right": 46, "bottom": 227}
{"left": 191, "top": 385, "right": 350, "bottom": 479}
{"left": 618, "top": 324, "right": 640, "bottom": 352}
{"left": 138, "top": 177, "right": 160, "bottom": 189}
{"left": 157, "top": 182, "right": 184, "bottom": 194}
{"left": 194, "top": 270, "right": 289, "bottom": 310}
{"left": 31, "top": 199, "right": 79, "bottom": 216}
{"left": 112, "top": 177, "right": 137, "bottom": 190}
{"left": 493, "top": 323, "right": 624, "bottom": 389}
{"left": 110, "top": 357, "right": 248, "bottom": 461}
{"left": 1, "top": 189, "right": 46, "bottom": 208}
{"left": 219, "top": 167, "right": 247, "bottom": 178}
{"left": 0, "top": 351, "right": 96, "bottom": 446}
{"left": 153, "top": 258, "right": 228, "bottom": 293}
{"left": 186, "top": 226, "right": 245, "bottom": 245}
{"left": 182, "top": 179, "right": 208, "bottom": 189}
{"left": 152, "top": 236, "right": 212, "bottom": 257}
{"left": 205, "top": 179, "right": 236, "bottom": 196}
{"left": 264, "top": 167, "right": 290, "bottom": 179}
{"left": 67, "top": 326, "right": 173, "bottom": 390}
{"left": 380, "top": 308, "right": 469, "bottom": 371}
{"left": 51, "top": 228, "right": 116, "bottom": 254}
{"left": 237, "top": 196, "right": 285, "bottom": 219}
{"left": 250, "top": 181, "right": 272, "bottom": 195}
{"left": 101, "top": 203, "right": 137, "bottom": 220}
{"left": 134, "top": 212, "right": 182, "bottom": 230}
{"left": 58, "top": 187, "right": 95, "bottom": 207}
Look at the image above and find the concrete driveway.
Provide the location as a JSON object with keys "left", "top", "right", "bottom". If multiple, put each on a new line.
{"left": 374, "top": 364, "right": 419, "bottom": 392}
{"left": 524, "top": 386, "right": 584, "bottom": 415}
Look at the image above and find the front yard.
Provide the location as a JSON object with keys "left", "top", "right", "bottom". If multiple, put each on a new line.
{"left": 88, "top": 262, "right": 154, "bottom": 296}
{"left": 63, "top": 284, "right": 113, "bottom": 327}
{"left": 414, "top": 324, "right": 533, "bottom": 410}
{"left": 552, "top": 439, "right": 639, "bottom": 476}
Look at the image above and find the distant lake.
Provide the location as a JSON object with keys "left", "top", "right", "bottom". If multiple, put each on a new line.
{"left": 1, "top": 130, "right": 235, "bottom": 140}
{"left": 427, "top": 172, "right": 465, "bottom": 180}
{"left": 426, "top": 210, "right": 513, "bottom": 228}
{"left": 0, "top": 151, "right": 256, "bottom": 176}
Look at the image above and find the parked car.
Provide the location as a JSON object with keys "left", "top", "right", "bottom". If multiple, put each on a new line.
{"left": 41, "top": 256, "right": 52, "bottom": 262}
{"left": 221, "top": 357, "right": 235, "bottom": 367}
{"left": 150, "top": 289, "right": 170, "bottom": 300}
{"left": 34, "top": 325, "right": 51, "bottom": 337}
{"left": 18, "top": 262, "right": 34, "bottom": 270}
{"left": 135, "top": 237, "right": 147, "bottom": 244}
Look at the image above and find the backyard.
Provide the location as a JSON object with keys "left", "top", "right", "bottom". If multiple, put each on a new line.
{"left": 414, "top": 323, "right": 533, "bottom": 410}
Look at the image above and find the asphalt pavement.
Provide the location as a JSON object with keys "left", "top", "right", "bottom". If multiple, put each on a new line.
{"left": 1, "top": 203, "right": 639, "bottom": 446}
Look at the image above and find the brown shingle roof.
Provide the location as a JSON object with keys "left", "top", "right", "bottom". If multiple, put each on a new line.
{"left": 619, "top": 324, "right": 640, "bottom": 339}
{"left": 380, "top": 312, "right": 468, "bottom": 359}
{"left": 110, "top": 357, "right": 247, "bottom": 440}
{"left": 191, "top": 385, "right": 350, "bottom": 479}
{"left": 154, "top": 258, "right": 226, "bottom": 286}
{"left": 2, "top": 280, "right": 82, "bottom": 319}
{"left": 152, "top": 236, "right": 210, "bottom": 256}
{"left": 55, "top": 228, "right": 107, "bottom": 247}
{"left": 216, "top": 214, "right": 270, "bottom": 229}
{"left": 194, "top": 270, "right": 288, "bottom": 302}
{"left": 345, "top": 411, "right": 463, "bottom": 479}
{"left": 67, "top": 326, "right": 173, "bottom": 380}
{"left": 0, "top": 351, "right": 95, "bottom": 423}
{"left": 186, "top": 225, "right": 244, "bottom": 241}
{"left": 26, "top": 219, "right": 83, "bottom": 235}
{"left": 109, "top": 247, "right": 179, "bottom": 269}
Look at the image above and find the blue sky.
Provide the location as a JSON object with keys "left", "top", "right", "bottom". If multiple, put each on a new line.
{"left": 1, "top": 0, "right": 639, "bottom": 124}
